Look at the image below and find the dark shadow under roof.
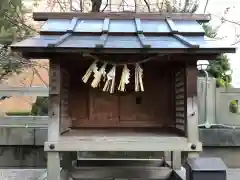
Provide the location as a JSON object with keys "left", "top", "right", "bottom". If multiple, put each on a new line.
{"left": 10, "top": 12, "right": 236, "bottom": 55}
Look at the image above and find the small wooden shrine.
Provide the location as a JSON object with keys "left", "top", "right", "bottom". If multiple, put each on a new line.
{"left": 10, "top": 12, "right": 235, "bottom": 179}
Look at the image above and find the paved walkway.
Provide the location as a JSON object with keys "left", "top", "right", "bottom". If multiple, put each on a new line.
{"left": 175, "top": 167, "right": 240, "bottom": 180}
{"left": 0, "top": 169, "right": 45, "bottom": 180}
{"left": 227, "top": 169, "right": 240, "bottom": 180}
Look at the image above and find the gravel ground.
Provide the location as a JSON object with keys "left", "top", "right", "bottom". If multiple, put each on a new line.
{"left": 0, "top": 168, "right": 239, "bottom": 180}
{"left": 0, "top": 169, "right": 45, "bottom": 180}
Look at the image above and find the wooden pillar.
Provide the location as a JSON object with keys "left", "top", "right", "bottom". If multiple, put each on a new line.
{"left": 60, "top": 68, "right": 71, "bottom": 133}
{"left": 47, "top": 60, "right": 61, "bottom": 180}
{"left": 187, "top": 66, "right": 200, "bottom": 158}
{"left": 187, "top": 96, "right": 199, "bottom": 158}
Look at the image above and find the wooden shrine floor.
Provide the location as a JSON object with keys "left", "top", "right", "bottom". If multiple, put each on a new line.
{"left": 45, "top": 128, "right": 202, "bottom": 152}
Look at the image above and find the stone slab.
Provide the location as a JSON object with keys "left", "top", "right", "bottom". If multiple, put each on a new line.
{"left": 199, "top": 128, "right": 240, "bottom": 147}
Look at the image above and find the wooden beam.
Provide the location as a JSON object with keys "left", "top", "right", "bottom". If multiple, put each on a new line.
{"left": 173, "top": 34, "right": 200, "bottom": 48}
{"left": 20, "top": 52, "right": 221, "bottom": 61}
{"left": 44, "top": 132, "right": 202, "bottom": 151}
{"left": 33, "top": 12, "right": 211, "bottom": 22}
{"left": 135, "top": 18, "right": 149, "bottom": 48}
{"left": 48, "top": 33, "right": 72, "bottom": 47}
{"left": 102, "top": 17, "right": 110, "bottom": 33}
{"left": 0, "top": 86, "right": 48, "bottom": 96}
{"left": 76, "top": 158, "right": 164, "bottom": 166}
{"left": 95, "top": 34, "right": 108, "bottom": 48}
{"left": 95, "top": 17, "right": 110, "bottom": 48}
{"left": 134, "top": 18, "right": 143, "bottom": 34}
{"left": 0, "top": 116, "right": 48, "bottom": 128}
{"left": 165, "top": 17, "right": 178, "bottom": 33}
{"left": 137, "top": 34, "right": 151, "bottom": 48}
{"left": 67, "top": 17, "right": 78, "bottom": 33}
{"left": 134, "top": 18, "right": 151, "bottom": 48}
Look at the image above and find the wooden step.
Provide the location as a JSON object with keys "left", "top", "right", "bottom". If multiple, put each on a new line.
{"left": 75, "top": 158, "right": 165, "bottom": 167}
{"left": 71, "top": 166, "right": 172, "bottom": 180}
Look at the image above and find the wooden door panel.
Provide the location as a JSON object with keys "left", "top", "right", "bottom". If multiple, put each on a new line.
{"left": 89, "top": 89, "right": 119, "bottom": 123}
{"left": 119, "top": 63, "right": 172, "bottom": 124}
{"left": 68, "top": 61, "right": 174, "bottom": 127}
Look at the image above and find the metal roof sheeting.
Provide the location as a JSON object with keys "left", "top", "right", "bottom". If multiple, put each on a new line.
{"left": 40, "top": 19, "right": 205, "bottom": 34}
{"left": 10, "top": 14, "right": 236, "bottom": 54}
{"left": 11, "top": 35, "right": 230, "bottom": 49}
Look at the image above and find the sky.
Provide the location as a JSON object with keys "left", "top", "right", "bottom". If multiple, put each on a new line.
{"left": 197, "top": 0, "right": 240, "bottom": 87}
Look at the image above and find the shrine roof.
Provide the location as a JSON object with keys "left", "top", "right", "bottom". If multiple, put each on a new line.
{"left": 10, "top": 12, "right": 235, "bottom": 55}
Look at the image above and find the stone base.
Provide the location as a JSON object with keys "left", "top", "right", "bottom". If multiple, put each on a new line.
{"left": 185, "top": 157, "right": 227, "bottom": 180}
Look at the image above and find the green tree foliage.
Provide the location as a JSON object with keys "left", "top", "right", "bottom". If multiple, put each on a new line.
{"left": 0, "top": 0, "right": 35, "bottom": 42}
{"left": 0, "top": 0, "right": 37, "bottom": 102}
{"left": 31, "top": 97, "right": 48, "bottom": 116}
{"left": 202, "top": 24, "right": 232, "bottom": 87}
{"left": 0, "top": 0, "right": 22, "bottom": 42}
{"left": 0, "top": 0, "right": 37, "bottom": 80}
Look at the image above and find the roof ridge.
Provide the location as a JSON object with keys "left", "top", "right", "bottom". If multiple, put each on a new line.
{"left": 33, "top": 12, "right": 211, "bottom": 22}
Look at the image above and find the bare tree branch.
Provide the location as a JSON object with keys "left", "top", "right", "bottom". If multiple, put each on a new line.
{"left": 101, "top": 0, "right": 109, "bottom": 12}
{"left": 91, "top": 0, "right": 102, "bottom": 12}
{"left": 134, "top": 0, "right": 137, "bottom": 12}
{"left": 182, "top": 0, "right": 190, "bottom": 12}
{"left": 211, "top": 13, "right": 240, "bottom": 26}
{"left": 80, "top": 0, "right": 84, "bottom": 12}
{"left": 204, "top": 0, "right": 210, "bottom": 13}
{"left": 32, "top": 66, "right": 48, "bottom": 86}
{"left": 143, "top": 0, "right": 151, "bottom": 12}
{"left": 4, "top": 13, "right": 37, "bottom": 33}
{"left": 56, "top": 0, "right": 66, "bottom": 11}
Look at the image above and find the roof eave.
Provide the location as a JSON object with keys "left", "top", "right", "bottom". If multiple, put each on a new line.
{"left": 10, "top": 46, "right": 235, "bottom": 55}
{"left": 33, "top": 12, "right": 211, "bottom": 22}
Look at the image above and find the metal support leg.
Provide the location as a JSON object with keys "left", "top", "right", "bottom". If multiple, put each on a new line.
{"left": 61, "top": 152, "right": 72, "bottom": 179}
{"left": 164, "top": 151, "right": 171, "bottom": 162}
{"left": 171, "top": 151, "right": 182, "bottom": 169}
{"left": 48, "top": 152, "right": 61, "bottom": 180}
{"left": 164, "top": 151, "right": 181, "bottom": 169}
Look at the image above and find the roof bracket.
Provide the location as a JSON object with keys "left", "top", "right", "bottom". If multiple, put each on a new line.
{"left": 173, "top": 34, "right": 200, "bottom": 48}
{"left": 165, "top": 16, "right": 199, "bottom": 48}
{"left": 102, "top": 18, "right": 110, "bottom": 33}
{"left": 95, "top": 17, "right": 110, "bottom": 48}
{"left": 134, "top": 18, "right": 143, "bottom": 34}
{"left": 48, "top": 33, "right": 72, "bottom": 47}
{"left": 134, "top": 18, "right": 151, "bottom": 48}
{"left": 67, "top": 17, "right": 78, "bottom": 33}
{"left": 137, "top": 34, "right": 151, "bottom": 49}
{"left": 95, "top": 34, "right": 108, "bottom": 48}
{"left": 165, "top": 17, "right": 178, "bottom": 33}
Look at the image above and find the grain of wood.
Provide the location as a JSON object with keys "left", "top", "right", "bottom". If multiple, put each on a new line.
{"left": 44, "top": 129, "right": 202, "bottom": 152}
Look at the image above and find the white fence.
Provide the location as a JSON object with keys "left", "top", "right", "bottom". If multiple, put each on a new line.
{"left": 198, "top": 77, "right": 240, "bottom": 126}
{"left": 0, "top": 86, "right": 48, "bottom": 128}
